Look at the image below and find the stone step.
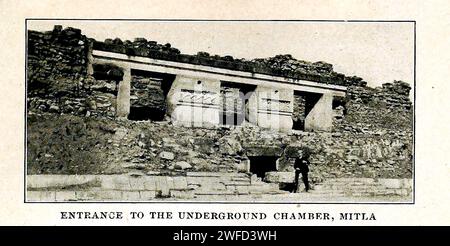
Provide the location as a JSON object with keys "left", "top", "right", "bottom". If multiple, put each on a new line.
{"left": 194, "top": 191, "right": 236, "bottom": 196}
{"left": 221, "top": 181, "right": 251, "bottom": 186}
{"left": 308, "top": 190, "right": 347, "bottom": 195}
{"left": 186, "top": 172, "right": 248, "bottom": 178}
{"left": 231, "top": 177, "right": 251, "bottom": 182}
{"left": 320, "top": 181, "right": 380, "bottom": 186}
{"left": 248, "top": 185, "right": 280, "bottom": 193}
{"left": 313, "top": 185, "right": 385, "bottom": 191}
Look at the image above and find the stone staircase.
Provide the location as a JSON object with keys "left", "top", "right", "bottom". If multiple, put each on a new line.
{"left": 264, "top": 171, "right": 412, "bottom": 199}
{"left": 26, "top": 172, "right": 288, "bottom": 202}
{"left": 304, "top": 178, "right": 412, "bottom": 198}
{"left": 185, "top": 172, "right": 288, "bottom": 200}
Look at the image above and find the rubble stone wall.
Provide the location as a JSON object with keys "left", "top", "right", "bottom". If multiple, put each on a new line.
{"left": 27, "top": 26, "right": 118, "bottom": 119}
{"left": 336, "top": 83, "right": 413, "bottom": 133}
{"left": 27, "top": 114, "right": 412, "bottom": 180}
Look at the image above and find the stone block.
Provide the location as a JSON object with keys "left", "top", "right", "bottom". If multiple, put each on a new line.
{"left": 155, "top": 177, "right": 170, "bottom": 197}
{"left": 27, "top": 191, "right": 56, "bottom": 202}
{"left": 172, "top": 177, "right": 188, "bottom": 190}
{"left": 97, "top": 190, "right": 123, "bottom": 200}
{"left": 173, "top": 161, "right": 192, "bottom": 170}
{"left": 305, "top": 93, "right": 333, "bottom": 132}
{"left": 139, "top": 191, "right": 157, "bottom": 200}
{"left": 122, "top": 191, "right": 141, "bottom": 201}
{"left": 143, "top": 178, "right": 157, "bottom": 190}
{"left": 75, "top": 191, "right": 98, "bottom": 201}
{"left": 264, "top": 172, "right": 295, "bottom": 183}
{"left": 235, "top": 186, "right": 250, "bottom": 195}
{"left": 128, "top": 176, "right": 146, "bottom": 190}
{"left": 101, "top": 175, "right": 131, "bottom": 190}
{"left": 167, "top": 75, "right": 220, "bottom": 127}
{"left": 378, "top": 179, "right": 402, "bottom": 189}
{"left": 170, "top": 190, "right": 195, "bottom": 199}
{"left": 245, "top": 146, "right": 284, "bottom": 156}
{"left": 55, "top": 191, "right": 77, "bottom": 201}
{"left": 254, "top": 86, "right": 294, "bottom": 132}
{"left": 186, "top": 172, "right": 221, "bottom": 177}
{"left": 27, "top": 175, "right": 99, "bottom": 189}
{"left": 159, "top": 151, "right": 175, "bottom": 160}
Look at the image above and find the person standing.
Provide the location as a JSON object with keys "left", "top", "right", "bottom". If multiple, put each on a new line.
{"left": 293, "top": 149, "right": 310, "bottom": 193}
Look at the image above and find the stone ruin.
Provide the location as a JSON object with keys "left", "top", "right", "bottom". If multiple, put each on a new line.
{"left": 26, "top": 26, "right": 413, "bottom": 188}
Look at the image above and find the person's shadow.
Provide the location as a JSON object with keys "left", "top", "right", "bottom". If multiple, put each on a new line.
{"left": 279, "top": 182, "right": 298, "bottom": 193}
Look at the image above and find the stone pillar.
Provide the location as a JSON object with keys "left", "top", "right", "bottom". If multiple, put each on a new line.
{"left": 304, "top": 93, "right": 333, "bottom": 132}
{"left": 116, "top": 66, "right": 131, "bottom": 119}
{"left": 86, "top": 41, "right": 94, "bottom": 76}
{"left": 255, "top": 86, "right": 293, "bottom": 132}
{"left": 246, "top": 91, "right": 258, "bottom": 125}
{"left": 167, "top": 75, "right": 220, "bottom": 128}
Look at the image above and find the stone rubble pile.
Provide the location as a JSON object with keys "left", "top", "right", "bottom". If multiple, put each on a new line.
{"left": 93, "top": 35, "right": 365, "bottom": 86}
{"left": 338, "top": 81, "right": 413, "bottom": 133}
{"left": 28, "top": 113, "right": 413, "bottom": 181}
{"left": 28, "top": 26, "right": 89, "bottom": 96}
{"left": 27, "top": 26, "right": 123, "bottom": 119}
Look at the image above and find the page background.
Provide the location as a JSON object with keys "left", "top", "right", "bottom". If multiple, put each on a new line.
{"left": 0, "top": 0, "right": 448, "bottom": 225}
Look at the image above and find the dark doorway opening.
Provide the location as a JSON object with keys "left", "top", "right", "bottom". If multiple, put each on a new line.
{"left": 292, "top": 91, "right": 322, "bottom": 131}
{"left": 248, "top": 156, "right": 278, "bottom": 179}
{"left": 292, "top": 92, "right": 306, "bottom": 130}
{"left": 220, "top": 81, "right": 256, "bottom": 126}
{"left": 128, "top": 69, "right": 176, "bottom": 121}
{"left": 221, "top": 112, "right": 244, "bottom": 126}
{"left": 128, "top": 106, "right": 165, "bottom": 121}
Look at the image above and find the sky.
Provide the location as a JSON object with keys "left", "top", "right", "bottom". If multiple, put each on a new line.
{"left": 28, "top": 20, "right": 415, "bottom": 91}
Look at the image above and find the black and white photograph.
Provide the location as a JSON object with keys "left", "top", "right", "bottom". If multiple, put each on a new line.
{"left": 25, "top": 20, "right": 415, "bottom": 203}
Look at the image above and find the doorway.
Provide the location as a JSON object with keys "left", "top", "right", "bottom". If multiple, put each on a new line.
{"left": 248, "top": 156, "right": 278, "bottom": 179}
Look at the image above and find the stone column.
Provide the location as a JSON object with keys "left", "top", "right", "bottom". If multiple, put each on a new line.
{"left": 245, "top": 91, "right": 258, "bottom": 125}
{"left": 86, "top": 41, "right": 94, "bottom": 76}
{"left": 255, "top": 86, "right": 293, "bottom": 132}
{"left": 116, "top": 66, "right": 131, "bottom": 119}
{"left": 304, "top": 93, "right": 333, "bottom": 132}
{"left": 167, "top": 75, "right": 220, "bottom": 128}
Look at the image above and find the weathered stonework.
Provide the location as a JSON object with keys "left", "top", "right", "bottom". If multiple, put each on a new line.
{"left": 26, "top": 26, "right": 414, "bottom": 200}
{"left": 167, "top": 75, "right": 221, "bottom": 127}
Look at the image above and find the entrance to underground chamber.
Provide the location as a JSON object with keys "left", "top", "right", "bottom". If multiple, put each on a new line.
{"left": 248, "top": 156, "right": 278, "bottom": 179}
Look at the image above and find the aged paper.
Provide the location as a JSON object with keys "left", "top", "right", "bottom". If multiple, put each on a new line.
{"left": 0, "top": 0, "right": 449, "bottom": 225}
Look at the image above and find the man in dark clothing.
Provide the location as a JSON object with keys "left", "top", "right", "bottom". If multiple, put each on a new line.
{"left": 293, "top": 150, "right": 310, "bottom": 193}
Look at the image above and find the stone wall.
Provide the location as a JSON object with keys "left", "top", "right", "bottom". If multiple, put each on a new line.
{"left": 27, "top": 26, "right": 121, "bottom": 119}
{"left": 27, "top": 113, "right": 412, "bottom": 180}
{"left": 28, "top": 26, "right": 89, "bottom": 95}
{"left": 26, "top": 26, "right": 413, "bottom": 182}
{"left": 337, "top": 81, "right": 413, "bottom": 133}
{"left": 129, "top": 73, "right": 167, "bottom": 120}
{"left": 292, "top": 94, "right": 306, "bottom": 129}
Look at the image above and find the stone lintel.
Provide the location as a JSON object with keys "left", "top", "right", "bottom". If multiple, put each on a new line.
{"left": 92, "top": 50, "right": 347, "bottom": 97}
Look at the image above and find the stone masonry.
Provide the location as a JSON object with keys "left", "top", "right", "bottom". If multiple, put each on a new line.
{"left": 26, "top": 26, "right": 414, "bottom": 201}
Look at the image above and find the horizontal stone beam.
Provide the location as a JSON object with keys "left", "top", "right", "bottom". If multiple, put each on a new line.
{"left": 92, "top": 50, "right": 347, "bottom": 97}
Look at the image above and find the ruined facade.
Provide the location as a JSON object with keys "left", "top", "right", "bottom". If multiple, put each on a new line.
{"left": 27, "top": 26, "right": 413, "bottom": 197}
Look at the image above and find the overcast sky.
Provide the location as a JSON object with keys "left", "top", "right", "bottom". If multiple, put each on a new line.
{"left": 28, "top": 20, "right": 414, "bottom": 90}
